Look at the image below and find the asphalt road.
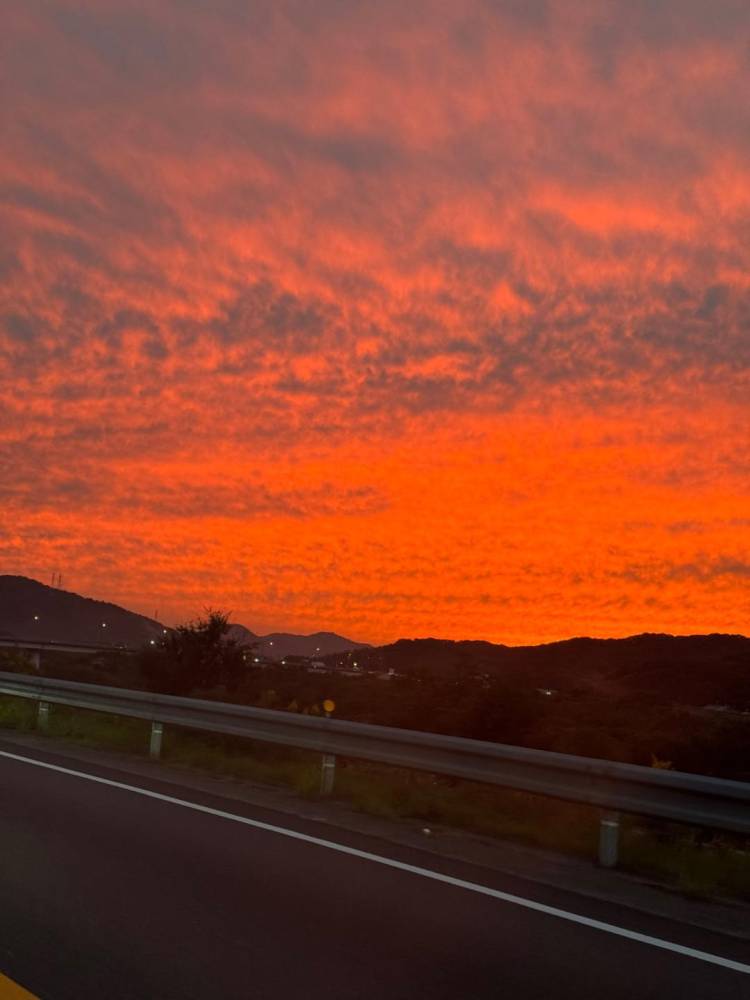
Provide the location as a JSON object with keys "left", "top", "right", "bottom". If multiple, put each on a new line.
{"left": 0, "top": 742, "right": 747, "bottom": 1000}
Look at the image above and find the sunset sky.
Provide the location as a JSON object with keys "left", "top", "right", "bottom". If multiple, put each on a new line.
{"left": 2, "top": 1, "right": 749, "bottom": 644}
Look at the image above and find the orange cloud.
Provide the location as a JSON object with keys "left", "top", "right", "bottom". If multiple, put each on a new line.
{"left": 1, "top": 1, "right": 749, "bottom": 642}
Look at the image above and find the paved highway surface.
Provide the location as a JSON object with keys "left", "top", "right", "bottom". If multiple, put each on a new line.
{"left": 0, "top": 741, "right": 747, "bottom": 999}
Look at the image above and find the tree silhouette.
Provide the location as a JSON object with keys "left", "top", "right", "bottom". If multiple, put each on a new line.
{"left": 141, "top": 610, "right": 251, "bottom": 696}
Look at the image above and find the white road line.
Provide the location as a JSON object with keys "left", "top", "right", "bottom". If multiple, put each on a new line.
{"left": 1, "top": 748, "right": 748, "bottom": 976}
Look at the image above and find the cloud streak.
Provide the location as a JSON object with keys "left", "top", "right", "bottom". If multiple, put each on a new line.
{"left": 1, "top": 0, "right": 749, "bottom": 640}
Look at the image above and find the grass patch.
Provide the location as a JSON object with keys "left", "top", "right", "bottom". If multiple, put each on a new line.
{"left": 0, "top": 694, "right": 747, "bottom": 901}
{"left": 161, "top": 727, "right": 322, "bottom": 797}
{"left": 48, "top": 706, "right": 150, "bottom": 754}
{"left": 0, "top": 697, "right": 36, "bottom": 731}
{"left": 334, "top": 763, "right": 599, "bottom": 856}
{"left": 621, "top": 823, "right": 750, "bottom": 899}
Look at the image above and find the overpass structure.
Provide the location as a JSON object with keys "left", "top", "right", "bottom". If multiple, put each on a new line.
{"left": 0, "top": 637, "right": 138, "bottom": 670}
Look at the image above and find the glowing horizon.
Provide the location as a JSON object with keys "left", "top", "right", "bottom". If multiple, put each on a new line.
{"left": 2, "top": 2, "right": 749, "bottom": 645}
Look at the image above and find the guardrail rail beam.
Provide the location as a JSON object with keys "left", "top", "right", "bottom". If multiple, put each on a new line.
{"left": 0, "top": 669, "right": 746, "bottom": 868}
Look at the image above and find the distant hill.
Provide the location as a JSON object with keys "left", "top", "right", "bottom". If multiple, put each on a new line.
{"left": 0, "top": 576, "right": 370, "bottom": 659}
{"left": 4, "top": 576, "right": 745, "bottom": 706}
{"left": 226, "top": 624, "right": 258, "bottom": 647}
{"left": 229, "top": 625, "right": 369, "bottom": 659}
{"left": 329, "top": 633, "right": 750, "bottom": 708}
{"left": 0, "top": 576, "right": 163, "bottom": 648}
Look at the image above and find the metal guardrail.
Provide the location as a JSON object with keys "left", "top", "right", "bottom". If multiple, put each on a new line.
{"left": 0, "top": 669, "right": 747, "bottom": 867}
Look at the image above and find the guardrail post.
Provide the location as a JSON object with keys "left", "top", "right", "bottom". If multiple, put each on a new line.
{"left": 29, "top": 651, "right": 40, "bottom": 671}
{"left": 598, "top": 811, "right": 620, "bottom": 868}
{"left": 320, "top": 752, "right": 336, "bottom": 795}
{"left": 37, "top": 701, "right": 50, "bottom": 732}
{"left": 149, "top": 721, "right": 163, "bottom": 759}
{"left": 319, "top": 703, "right": 337, "bottom": 795}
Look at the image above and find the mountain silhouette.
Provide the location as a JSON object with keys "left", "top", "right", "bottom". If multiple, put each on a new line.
{"left": 0, "top": 576, "right": 163, "bottom": 647}
{"left": 0, "top": 576, "right": 369, "bottom": 658}
{"left": 227, "top": 624, "right": 369, "bottom": 658}
{"left": 248, "top": 630, "right": 371, "bottom": 659}
{"left": 338, "top": 634, "right": 750, "bottom": 707}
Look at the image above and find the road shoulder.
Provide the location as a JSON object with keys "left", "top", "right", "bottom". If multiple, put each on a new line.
{"left": 0, "top": 727, "right": 747, "bottom": 943}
